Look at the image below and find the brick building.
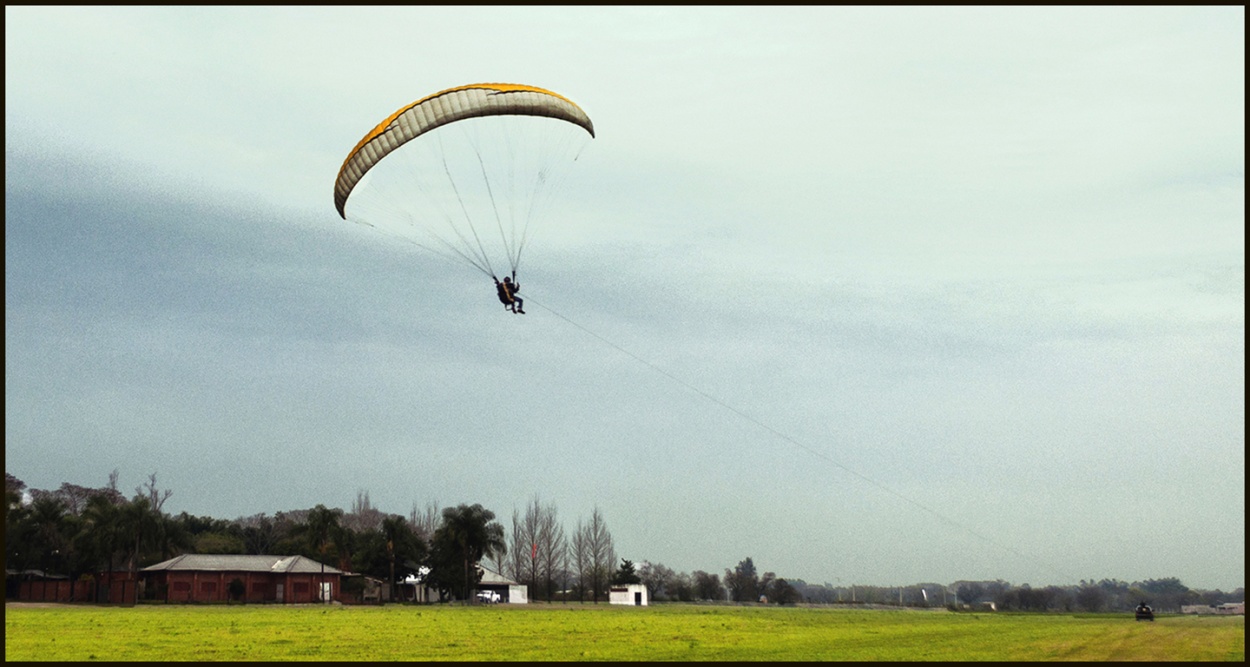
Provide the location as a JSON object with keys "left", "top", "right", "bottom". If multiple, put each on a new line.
{"left": 141, "top": 554, "right": 344, "bottom": 604}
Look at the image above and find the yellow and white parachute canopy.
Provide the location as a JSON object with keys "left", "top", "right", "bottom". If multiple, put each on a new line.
{"left": 333, "top": 83, "right": 595, "bottom": 278}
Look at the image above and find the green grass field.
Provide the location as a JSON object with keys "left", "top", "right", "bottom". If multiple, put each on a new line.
{"left": 5, "top": 602, "right": 1244, "bottom": 662}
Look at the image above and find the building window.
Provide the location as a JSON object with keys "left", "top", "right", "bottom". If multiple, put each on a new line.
{"left": 172, "top": 582, "right": 191, "bottom": 592}
{"left": 201, "top": 581, "right": 218, "bottom": 593}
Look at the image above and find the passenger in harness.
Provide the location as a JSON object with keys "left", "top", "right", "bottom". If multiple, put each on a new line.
{"left": 494, "top": 273, "right": 525, "bottom": 314}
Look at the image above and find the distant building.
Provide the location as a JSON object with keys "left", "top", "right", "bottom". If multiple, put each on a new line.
{"left": 1180, "top": 602, "right": 1245, "bottom": 615}
{"left": 478, "top": 567, "right": 527, "bottom": 604}
{"left": 395, "top": 566, "right": 526, "bottom": 604}
{"left": 609, "top": 583, "right": 648, "bottom": 606}
{"left": 141, "top": 554, "right": 343, "bottom": 604}
{"left": 8, "top": 568, "right": 137, "bottom": 604}
{"left": 398, "top": 567, "right": 438, "bottom": 603}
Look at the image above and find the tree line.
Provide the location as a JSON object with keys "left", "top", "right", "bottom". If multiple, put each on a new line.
{"left": 6, "top": 471, "right": 1243, "bottom": 611}
{"left": 5, "top": 472, "right": 632, "bottom": 603}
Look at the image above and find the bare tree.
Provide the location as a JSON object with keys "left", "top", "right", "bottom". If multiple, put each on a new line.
{"left": 113, "top": 473, "right": 178, "bottom": 578}
{"left": 507, "top": 503, "right": 538, "bottom": 588}
{"left": 577, "top": 507, "right": 614, "bottom": 603}
{"left": 639, "top": 561, "right": 676, "bottom": 601}
{"left": 535, "top": 503, "right": 568, "bottom": 602}
{"left": 343, "top": 490, "right": 386, "bottom": 533}
{"left": 409, "top": 501, "right": 440, "bottom": 545}
{"left": 137, "top": 473, "right": 172, "bottom": 513}
{"left": 505, "top": 496, "right": 568, "bottom": 602}
{"left": 570, "top": 518, "right": 590, "bottom": 601}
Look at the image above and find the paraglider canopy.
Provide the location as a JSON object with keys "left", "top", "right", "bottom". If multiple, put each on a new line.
{"left": 332, "top": 82, "right": 595, "bottom": 280}
{"left": 335, "top": 83, "right": 594, "bottom": 218}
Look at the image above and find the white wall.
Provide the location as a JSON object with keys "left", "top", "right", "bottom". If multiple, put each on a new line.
{"left": 508, "top": 585, "right": 528, "bottom": 604}
{"left": 608, "top": 584, "right": 648, "bottom": 606}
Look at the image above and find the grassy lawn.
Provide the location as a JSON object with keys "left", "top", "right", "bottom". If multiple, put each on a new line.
{"left": 5, "top": 602, "right": 1244, "bottom": 661}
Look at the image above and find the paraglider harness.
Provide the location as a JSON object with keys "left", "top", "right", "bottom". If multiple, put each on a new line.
{"left": 494, "top": 272, "right": 524, "bottom": 314}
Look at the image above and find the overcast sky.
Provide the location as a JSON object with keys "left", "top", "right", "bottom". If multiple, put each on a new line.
{"left": 6, "top": 6, "right": 1244, "bottom": 591}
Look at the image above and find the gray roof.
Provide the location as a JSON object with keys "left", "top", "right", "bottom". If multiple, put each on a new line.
{"left": 141, "top": 554, "right": 343, "bottom": 575}
{"left": 478, "top": 567, "right": 519, "bottom": 586}
{"left": 6, "top": 568, "right": 67, "bottom": 579}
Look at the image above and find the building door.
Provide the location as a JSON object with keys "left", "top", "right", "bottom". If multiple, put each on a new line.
{"left": 320, "top": 582, "right": 333, "bottom": 603}
{"left": 276, "top": 583, "right": 284, "bottom": 603}
{"left": 634, "top": 592, "right": 642, "bottom": 606}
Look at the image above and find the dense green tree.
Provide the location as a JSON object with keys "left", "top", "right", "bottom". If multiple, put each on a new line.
{"left": 767, "top": 578, "right": 801, "bottom": 605}
{"left": 668, "top": 571, "right": 695, "bottom": 602}
{"left": 298, "top": 504, "right": 343, "bottom": 602}
{"left": 1096, "top": 578, "right": 1134, "bottom": 612}
{"left": 6, "top": 475, "right": 35, "bottom": 573}
{"left": 29, "top": 495, "right": 74, "bottom": 575}
{"left": 349, "top": 529, "right": 385, "bottom": 574}
{"left": 1139, "top": 577, "right": 1189, "bottom": 596}
{"left": 299, "top": 505, "right": 343, "bottom": 563}
{"left": 151, "top": 512, "right": 192, "bottom": 563}
{"left": 612, "top": 558, "right": 641, "bottom": 585}
{"left": 1075, "top": 583, "right": 1107, "bottom": 611}
{"left": 995, "top": 584, "right": 1072, "bottom": 611}
{"left": 1136, "top": 577, "right": 1193, "bottom": 612}
{"left": 172, "top": 512, "right": 233, "bottom": 537}
{"left": 725, "top": 557, "right": 760, "bottom": 602}
{"left": 693, "top": 570, "right": 725, "bottom": 601}
{"left": 193, "top": 532, "right": 246, "bottom": 554}
{"left": 427, "top": 504, "right": 506, "bottom": 602}
{"left": 233, "top": 513, "right": 283, "bottom": 555}
{"left": 759, "top": 571, "right": 777, "bottom": 601}
{"left": 78, "top": 494, "right": 125, "bottom": 601}
{"left": 957, "top": 582, "right": 985, "bottom": 605}
{"left": 119, "top": 496, "right": 160, "bottom": 578}
{"left": 332, "top": 523, "right": 359, "bottom": 573}
{"left": 4, "top": 473, "right": 26, "bottom": 501}
{"left": 804, "top": 581, "right": 841, "bottom": 604}
{"left": 1055, "top": 585, "right": 1078, "bottom": 611}
{"left": 381, "top": 515, "right": 426, "bottom": 598}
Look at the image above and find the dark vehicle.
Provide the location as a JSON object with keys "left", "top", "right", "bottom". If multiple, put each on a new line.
{"left": 1135, "top": 602, "right": 1154, "bottom": 621}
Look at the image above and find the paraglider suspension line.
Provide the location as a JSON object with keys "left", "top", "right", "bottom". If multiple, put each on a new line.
{"left": 523, "top": 292, "right": 1072, "bottom": 584}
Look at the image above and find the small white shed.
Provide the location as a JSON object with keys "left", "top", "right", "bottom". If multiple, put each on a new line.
{"left": 609, "top": 583, "right": 648, "bottom": 606}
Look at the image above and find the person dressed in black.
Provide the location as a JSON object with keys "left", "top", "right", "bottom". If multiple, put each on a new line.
{"left": 494, "top": 273, "right": 524, "bottom": 314}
